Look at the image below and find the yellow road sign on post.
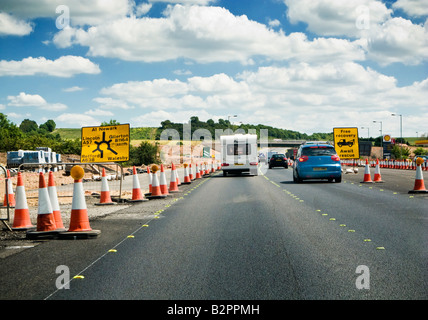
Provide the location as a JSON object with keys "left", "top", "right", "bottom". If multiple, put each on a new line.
{"left": 333, "top": 127, "right": 359, "bottom": 159}
{"left": 81, "top": 124, "right": 130, "bottom": 163}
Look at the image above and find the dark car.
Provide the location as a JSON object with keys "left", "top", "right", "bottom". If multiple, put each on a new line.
{"left": 269, "top": 153, "right": 288, "bottom": 169}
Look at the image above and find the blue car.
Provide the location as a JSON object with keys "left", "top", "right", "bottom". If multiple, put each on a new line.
{"left": 293, "top": 143, "right": 342, "bottom": 183}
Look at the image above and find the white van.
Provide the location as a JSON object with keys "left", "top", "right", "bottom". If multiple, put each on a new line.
{"left": 220, "top": 134, "right": 258, "bottom": 176}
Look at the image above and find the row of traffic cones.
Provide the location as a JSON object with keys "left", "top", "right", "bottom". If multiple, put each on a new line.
{"left": 126, "top": 162, "right": 217, "bottom": 201}
{"left": 9, "top": 167, "right": 100, "bottom": 239}
{"left": 360, "top": 158, "right": 427, "bottom": 193}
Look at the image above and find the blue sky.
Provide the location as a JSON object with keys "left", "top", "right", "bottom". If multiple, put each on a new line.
{"left": 0, "top": 0, "right": 427, "bottom": 138}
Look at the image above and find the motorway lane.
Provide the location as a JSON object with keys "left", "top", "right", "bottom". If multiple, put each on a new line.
{"left": 46, "top": 166, "right": 427, "bottom": 300}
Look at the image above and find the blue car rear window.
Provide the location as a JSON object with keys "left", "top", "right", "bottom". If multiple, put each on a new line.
{"left": 302, "top": 146, "right": 336, "bottom": 156}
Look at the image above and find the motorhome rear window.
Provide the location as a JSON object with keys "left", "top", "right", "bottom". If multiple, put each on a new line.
{"left": 227, "top": 143, "right": 251, "bottom": 155}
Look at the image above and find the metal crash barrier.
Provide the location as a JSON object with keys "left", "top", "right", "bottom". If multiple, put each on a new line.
{"left": 0, "top": 165, "right": 12, "bottom": 231}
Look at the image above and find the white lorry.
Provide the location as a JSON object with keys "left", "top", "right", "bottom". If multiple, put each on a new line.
{"left": 220, "top": 134, "right": 258, "bottom": 176}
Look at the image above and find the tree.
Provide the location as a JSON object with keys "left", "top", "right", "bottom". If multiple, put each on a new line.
{"left": 101, "top": 119, "right": 120, "bottom": 126}
{"left": 128, "top": 141, "right": 160, "bottom": 166}
{"left": 39, "top": 119, "right": 56, "bottom": 132}
{"left": 0, "top": 113, "right": 23, "bottom": 151}
{"left": 19, "top": 119, "right": 38, "bottom": 133}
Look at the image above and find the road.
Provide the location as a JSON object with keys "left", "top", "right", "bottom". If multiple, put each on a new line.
{"left": 1, "top": 165, "right": 427, "bottom": 303}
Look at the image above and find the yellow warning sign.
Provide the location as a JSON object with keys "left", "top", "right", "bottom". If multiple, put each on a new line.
{"left": 333, "top": 127, "right": 359, "bottom": 159}
{"left": 81, "top": 124, "right": 130, "bottom": 163}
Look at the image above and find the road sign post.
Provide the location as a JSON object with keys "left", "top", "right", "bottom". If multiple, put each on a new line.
{"left": 333, "top": 127, "right": 360, "bottom": 159}
{"left": 81, "top": 124, "right": 130, "bottom": 163}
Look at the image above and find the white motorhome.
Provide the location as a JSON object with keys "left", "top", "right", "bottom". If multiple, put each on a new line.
{"left": 220, "top": 134, "right": 258, "bottom": 176}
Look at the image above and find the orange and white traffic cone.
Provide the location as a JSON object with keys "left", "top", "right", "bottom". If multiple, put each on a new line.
{"left": 146, "top": 165, "right": 167, "bottom": 199}
{"left": 58, "top": 166, "right": 100, "bottom": 239}
{"left": 169, "top": 163, "right": 180, "bottom": 192}
{"left": 48, "top": 171, "right": 65, "bottom": 230}
{"left": 12, "top": 172, "right": 34, "bottom": 230}
{"left": 183, "top": 164, "right": 191, "bottom": 184}
{"left": 409, "top": 159, "right": 428, "bottom": 194}
{"left": 26, "top": 172, "right": 58, "bottom": 239}
{"left": 147, "top": 166, "right": 152, "bottom": 194}
{"left": 195, "top": 163, "right": 202, "bottom": 179}
{"left": 3, "top": 170, "right": 15, "bottom": 207}
{"left": 373, "top": 159, "right": 383, "bottom": 183}
{"left": 128, "top": 166, "right": 147, "bottom": 202}
{"left": 189, "top": 163, "right": 194, "bottom": 181}
{"left": 96, "top": 168, "right": 116, "bottom": 205}
{"left": 361, "top": 159, "right": 373, "bottom": 183}
{"left": 159, "top": 164, "right": 169, "bottom": 195}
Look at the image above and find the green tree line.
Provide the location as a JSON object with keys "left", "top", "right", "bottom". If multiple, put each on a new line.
{"left": 0, "top": 113, "right": 81, "bottom": 154}
{"left": 156, "top": 116, "right": 333, "bottom": 141}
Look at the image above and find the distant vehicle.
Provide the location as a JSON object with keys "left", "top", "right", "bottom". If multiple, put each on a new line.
{"left": 269, "top": 154, "right": 288, "bottom": 169}
{"left": 267, "top": 151, "right": 278, "bottom": 162}
{"left": 221, "top": 134, "right": 258, "bottom": 176}
{"left": 337, "top": 139, "right": 355, "bottom": 147}
{"left": 293, "top": 143, "right": 341, "bottom": 183}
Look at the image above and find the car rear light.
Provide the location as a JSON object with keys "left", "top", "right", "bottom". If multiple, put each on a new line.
{"left": 299, "top": 156, "right": 308, "bottom": 162}
{"left": 283, "top": 158, "right": 287, "bottom": 161}
{"left": 250, "top": 162, "right": 258, "bottom": 166}
{"left": 221, "top": 163, "right": 229, "bottom": 166}
{"left": 331, "top": 155, "right": 340, "bottom": 161}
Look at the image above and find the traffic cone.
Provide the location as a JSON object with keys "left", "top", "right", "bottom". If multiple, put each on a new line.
{"left": 96, "top": 168, "right": 116, "bottom": 205}
{"left": 128, "top": 166, "right": 148, "bottom": 202}
{"left": 169, "top": 163, "right": 181, "bottom": 192}
{"left": 175, "top": 167, "right": 181, "bottom": 186}
{"left": 373, "top": 159, "right": 383, "bottom": 183}
{"left": 58, "top": 166, "right": 100, "bottom": 239}
{"left": 146, "top": 165, "right": 167, "bottom": 199}
{"left": 26, "top": 172, "right": 58, "bottom": 239}
{"left": 189, "top": 163, "right": 194, "bottom": 181}
{"left": 12, "top": 172, "right": 34, "bottom": 230}
{"left": 195, "top": 163, "right": 202, "bottom": 179}
{"left": 48, "top": 171, "right": 66, "bottom": 230}
{"left": 159, "top": 164, "right": 169, "bottom": 195}
{"left": 147, "top": 166, "right": 152, "bottom": 194}
{"left": 211, "top": 161, "right": 215, "bottom": 173}
{"left": 360, "top": 159, "right": 373, "bottom": 183}
{"left": 409, "top": 159, "right": 428, "bottom": 194}
{"left": 3, "top": 170, "right": 15, "bottom": 207}
{"left": 183, "top": 164, "right": 191, "bottom": 184}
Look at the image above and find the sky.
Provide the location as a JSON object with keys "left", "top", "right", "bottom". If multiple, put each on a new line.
{"left": 0, "top": 0, "right": 427, "bottom": 138}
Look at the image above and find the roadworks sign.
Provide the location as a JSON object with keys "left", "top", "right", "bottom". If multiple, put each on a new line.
{"left": 333, "top": 127, "right": 359, "bottom": 159}
{"left": 81, "top": 124, "right": 130, "bottom": 163}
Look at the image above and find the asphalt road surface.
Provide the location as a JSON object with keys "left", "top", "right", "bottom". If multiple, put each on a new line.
{"left": 1, "top": 165, "right": 427, "bottom": 302}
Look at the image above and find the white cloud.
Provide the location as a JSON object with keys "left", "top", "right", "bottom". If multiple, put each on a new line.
{"left": 0, "top": 12, "right": 33, "bottom": 36}
{"left": 97, "top": 63, "right": 427, "bottom": 136}
{"left": 52, "top": 5, "right": 365, "bottom": 64}
{"left": 0, "top": 55, "right": 101, "bottom": 77}
{"left": 284, "top": 0, "right": 392, "bottom": 37}
{"left": 393, "top": 0, "right": 428, "bottom": 17}
{"left": 366, "top": 17, "right": 428, "bottom": 65}
{"left": 7, "top": 92, "right": 67, "bottom": 111}
{"left": 55, "top": 113, "right": 100, "bottom": 127}
{"left": 63, "top": 86, "right": 84, "bottom": 92}
{"left": 0, "top": 0, "right": 133, "bottom": 26}
{"left": 84, "top": 109, "right": 114, "bottom": 116}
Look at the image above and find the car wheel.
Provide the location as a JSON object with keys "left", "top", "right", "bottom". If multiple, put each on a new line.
{"left": 335, "top": 176, "right": 342, "bottom": 183}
